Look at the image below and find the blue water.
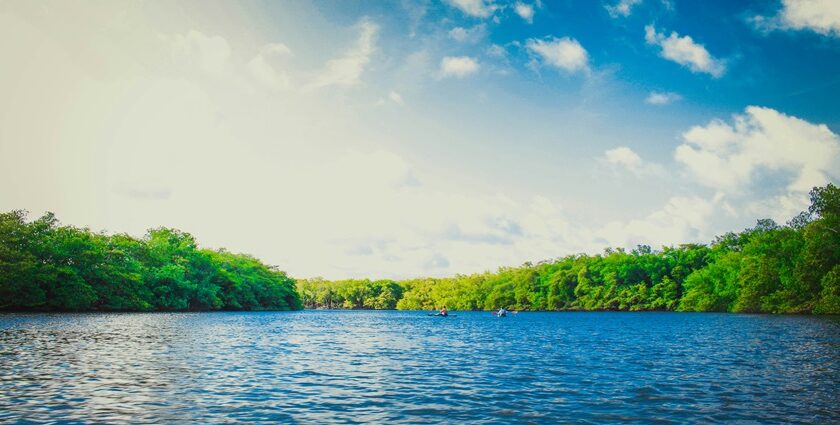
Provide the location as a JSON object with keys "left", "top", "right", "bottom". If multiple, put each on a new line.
{"left": 0, "top": 311, "right": 838, "bottom": 424}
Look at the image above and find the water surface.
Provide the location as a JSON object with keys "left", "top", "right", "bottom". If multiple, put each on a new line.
{"left": 1, "top": 311, "right": 838, "bottom": 423}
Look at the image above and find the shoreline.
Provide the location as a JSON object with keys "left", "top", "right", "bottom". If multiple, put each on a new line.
{"left": 1, "top": 309, "right": 835, "bottom": 316}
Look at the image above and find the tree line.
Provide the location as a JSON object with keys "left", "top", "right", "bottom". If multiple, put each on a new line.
{"left": 0, "top": 211, "right": 300, "bottom": 311}
{"left": 2, "top": 184, "right": 838, "bottom": 313}
{"left": 299, "top": 184, "right": 840, "bottom": 314}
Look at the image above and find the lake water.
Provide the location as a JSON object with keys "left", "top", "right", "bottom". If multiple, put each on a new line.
{"left": 1, "top": 311, "right": 838, "bottom": 424}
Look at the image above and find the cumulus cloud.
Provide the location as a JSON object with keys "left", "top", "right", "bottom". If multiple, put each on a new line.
{"left": 170, "top": 30, "right": 231, "bottom": 74}
{"left": 674, "top": 106, "right": 840, "bottom": 194}
{"left": 752, "top": 0, "right": 840, "bottom": 36}
{"left": 268, "top": 150, "right": 594, "bottom": 278}
{"left": 439, "top": 56, "right": 480, "bottom": 78}
{"left": 444, "top": 0, "right": 497, "bottom": 18}
{"left": 606, "top": 0, "right": 642, "bottom": 18}
{"left": 514, "top": 2, "right": 535, "bottom": 23}
{"left": 376, "top": 90, "right": 405, "bottom": 106}
{"left": 525, "top": 37, "right": 589, "bottom": 74}
{"left": 602, "top": 146, "right": 666, "bottom": 177}
{"left": 448, "top": 25, "right": 486, "bottom": 43}
{"left": 742, "top": 193, "right": 812, "bottom": 225}
{"left": 247, "top": 43, "right": 293, "bottom": 90}
{"left": 645, "top": 91, "right": 681, "bottom": 105}
{"left": 0, "top": 1, "right": 601, "bottom": 281}
{"left": 486, "top": 44, "right": 507, "bottom": 57}
{"left": 599, "top": 106, "right": 840, "bottom": 247}
{"left": 598, "top": 195, "right": 718, "bottom": 248}
{"left": 644, "top": 25, "right": 725, "bottom": 77}
{"left": 9, "top": 1, "right": 838, "bottom": 282}
{"left": 308, "top": 20, "right": 378, "bottom": 89}
{"left": 388, "top": 90, "right": 404, "bottom": 105}
{"left": 424, "top": 254, "right": 451, "bottom": 270}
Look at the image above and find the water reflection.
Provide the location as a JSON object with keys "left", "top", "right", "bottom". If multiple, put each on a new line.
{"left": 0, "top": 311, "right": 838, "bottom": 423}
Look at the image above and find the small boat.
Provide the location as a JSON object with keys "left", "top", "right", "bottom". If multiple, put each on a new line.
{"left": 427, "top": 313, "right": 456, "bottom": 317}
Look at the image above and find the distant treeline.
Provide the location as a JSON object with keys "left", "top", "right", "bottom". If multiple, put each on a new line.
{"left": 299, "top": 184, "right": 840, "bottom": 314}
{"left": 0, "top": 212, "right": 300, "bottom": 311}
{"left": 3, "top": 184, "right": 838, "bottom": 314}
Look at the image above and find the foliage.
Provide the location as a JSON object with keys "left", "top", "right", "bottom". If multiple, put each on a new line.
{"left": 0, "top": 212, "right": 300, "bottom": 311}
{"left": 2, "top": 184, "right": 839, "bottom": 314}
{"left": 305, "top": 184, "right": 840, "bottom": 314}
{"left": 297, "top": 278, "right": 404, "bottom": 310}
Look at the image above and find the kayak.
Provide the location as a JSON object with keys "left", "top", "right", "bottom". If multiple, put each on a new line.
{"left": 427, "top": 313, "right": 457, "bottom": 317}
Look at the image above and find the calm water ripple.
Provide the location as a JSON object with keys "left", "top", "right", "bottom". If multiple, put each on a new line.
{"left": 1, "top": 311, "right": 838, "bottom": 424}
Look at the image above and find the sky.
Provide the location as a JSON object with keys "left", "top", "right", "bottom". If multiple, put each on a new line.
{"left": 1, "top": 0, "right": 839, "bottom": 279}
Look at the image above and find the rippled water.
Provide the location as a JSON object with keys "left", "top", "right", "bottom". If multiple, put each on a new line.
{"left": 1, "top": 311, "right": 838, "bottom": 424}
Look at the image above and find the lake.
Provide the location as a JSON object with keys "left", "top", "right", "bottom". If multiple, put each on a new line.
{"left": 0, "top": 311, "right": 838, "bottom": 423}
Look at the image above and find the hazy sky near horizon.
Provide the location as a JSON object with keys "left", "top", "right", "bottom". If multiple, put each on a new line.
{"left": 1, "top": 0, "right": 839, "bottom": 279}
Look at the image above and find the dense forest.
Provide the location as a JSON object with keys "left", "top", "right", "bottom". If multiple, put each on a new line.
{"left": 299, "top": 184, "right": 840, "bottom": 314}
{"left": 0, "top": 211, "right": 300, "bottom": 311}
{"left": 2, "top": 184, "right": 838, "bottom": 313}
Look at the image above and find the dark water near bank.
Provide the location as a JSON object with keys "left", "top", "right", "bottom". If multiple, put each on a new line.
{"left": 1, "top": 311, "right": 838, "bottom": 424}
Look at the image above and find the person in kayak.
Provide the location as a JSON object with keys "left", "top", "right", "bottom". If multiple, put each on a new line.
{"left": 497, "top": 307, "right": 507, "bottom": 317}
{"left": 440, "top": 306, "right": 448, "bottom": 316}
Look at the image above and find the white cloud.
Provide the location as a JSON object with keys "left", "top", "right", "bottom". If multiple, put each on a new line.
{"left": 486, "top": 44, "right": 507, "bottom": 57}
{"left": 439, "top": 56, "right": 480, "bottom": 78}
{"left": 598, "top": 107, "right": 840, "bottom": 248}
{"left": 307, "top": 20, "right": 378, "bottom": 89}
{"left": 170, "top": 30, "right": 231, "bottom": 74}
{"left": 604, "top": 146, "right": 643, "bottom": 169}
{"left": 525, "top": 37, "right": 589, "bottom": 74}
{"left": 645, "top": 91, "right": 681, "bottom": 105}
{"left": 598, "top": 195, "right": 717, "bottom": 248}
{"left": 258, "top": 42, "right": 292, "bottom": 57}
{"left": 515, "top": 2, "right": 535, "bottom": 23}
{"left": 743, "top": 193, "right": 812, "bottom": 224}
{"left": 449, "top": 26, "right": 470, "bottom": 42}
{"left": 247, "top": 43, "right": 293, "bottom": 90}
{"left": 7, "top": 1, "right": 838, "bottom": 282}
{"left": 444, "top": 0, "right": 497, "bottom": 18}
{"left": 388, "top": 90, "right": 404, "bottom": 105}
{"left": 262, "top": 150, "right": 592, "bottom": 278}
{"left": 644, "top": 25, "right": 725, "bottom": 77}
{"left": 605, "top": 0, "right": 642, "bottom": 18}
{"left": 448, "top": 25, "right": 486, "bottom": 43}
{"left": 753, "top": 0, "right": 840, "bottom": 36}
{"left": 0, "top": 2, "right": 586, "bottom": 281}
{"left": 602, "top": 146, "right": 666, "bottom": 177}
{"left": 675, "top": 106, "right": 840, "bottom": 194}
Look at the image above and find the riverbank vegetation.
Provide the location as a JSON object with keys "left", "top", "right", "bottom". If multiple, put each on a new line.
{"left": 299, "top": 184, "right": 840, "bottom": 314}
{"left": 0, "top": 213, "right": 300, "bottom": 311}
{"left": 2, "top": 184, "right": 838, "bottom": 313}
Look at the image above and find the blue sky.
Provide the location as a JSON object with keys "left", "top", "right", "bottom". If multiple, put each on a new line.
{"left": 1, "top": 0, "right": 839, "bottom": 278}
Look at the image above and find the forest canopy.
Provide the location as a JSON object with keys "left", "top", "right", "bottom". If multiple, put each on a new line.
{"left": 0, "top": 212, "right": 300, "bottom": 311}
{"left": 2, "top": 184, "right": 839, "bottom": 313}
{"left": 299, "top": 184, "right": 840, "bottom": 314}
